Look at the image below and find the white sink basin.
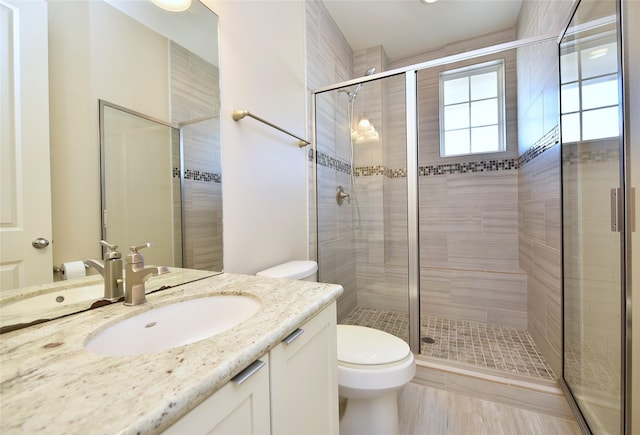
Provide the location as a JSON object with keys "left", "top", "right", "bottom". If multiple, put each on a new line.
{"left": 85, "top": 295, "right": 261, "bottom": 356}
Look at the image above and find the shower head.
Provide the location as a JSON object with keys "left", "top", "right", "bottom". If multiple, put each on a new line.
{"left": 337, "top": 67, "right": 377, "bottom": 100}
{"left": 353, "top": 67, "right": 376, "bottom": 96}
{"left": 337, "top": 88, "right": 356, "bottom": 99}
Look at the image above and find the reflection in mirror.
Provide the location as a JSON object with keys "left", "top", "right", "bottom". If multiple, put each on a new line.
{"left": 101, "top": 101, "right": 183, "bottom": 268}
{"left": 0, "top": 0, "right": 221, "bottom": 329}
{"left": 46, "top": 0, "right": 222, "bottom": 277}
{"left": 100, "top": 100, "right": 223, "bottom": 271}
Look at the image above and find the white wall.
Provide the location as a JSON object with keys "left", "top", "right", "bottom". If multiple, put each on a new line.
{"left": 207, "top": 0, "right": 309, "bottom": 274}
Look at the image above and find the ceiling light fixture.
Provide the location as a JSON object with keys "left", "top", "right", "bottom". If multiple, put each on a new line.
{"left": 419, "top": 0, "right": 438, "bottom": 4}
{"left": 150, "top": 0, "right": 192, "bottom": 12}
{"left": 358, "top": 116, "right": 371, "bottom": 129}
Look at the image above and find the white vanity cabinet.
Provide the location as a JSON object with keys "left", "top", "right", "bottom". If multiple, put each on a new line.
{"left": 269, "top": 301, "right": 338, "bottom": 435}
{"left": 164, "top": 358, "right": 271, "bottom": 435}
{"left": 164, "top": 302, "right": 338, "bottom": 435}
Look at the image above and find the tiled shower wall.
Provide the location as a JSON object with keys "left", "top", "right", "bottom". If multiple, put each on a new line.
{"left": 415, "top": 47, "right": 527, "bottom": 329}
{"left": 170, "top": 42, "right": 223, "bottom": 271}
{"left": 515, "top": 0, "right": 575, "bottom": 375}
{"left": 306, "top": 0, "right": 357, "bottom": 321}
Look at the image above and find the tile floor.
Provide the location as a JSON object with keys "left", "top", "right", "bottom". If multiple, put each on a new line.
{"left": 341, "top": 306, "right": 556, "bottom": 381}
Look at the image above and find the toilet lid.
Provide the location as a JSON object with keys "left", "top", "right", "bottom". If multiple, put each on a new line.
{"left": 256, "top": 261, "right": 318, "bottom": 280}
{"left": 337, "top": 325, "right": 410, "bottom": 365}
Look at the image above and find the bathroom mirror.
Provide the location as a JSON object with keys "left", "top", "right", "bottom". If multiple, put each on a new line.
{"left": 0, "top": 0, "right": 221, "bottom": 319}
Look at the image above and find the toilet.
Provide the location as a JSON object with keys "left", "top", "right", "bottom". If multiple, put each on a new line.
{"left": 257, "top": 261, "right": 416, "bottom": 435}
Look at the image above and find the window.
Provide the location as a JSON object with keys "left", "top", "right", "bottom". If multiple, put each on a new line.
{"left": 560, "top": 35, "right": 619, "bottom": 142}
{"left": 439, "top": 60, "right": 505, "bottom": 157}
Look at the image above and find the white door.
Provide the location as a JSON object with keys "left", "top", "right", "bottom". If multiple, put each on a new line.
{"left": 0, "top": 0, "right": 53, "bottom": 291}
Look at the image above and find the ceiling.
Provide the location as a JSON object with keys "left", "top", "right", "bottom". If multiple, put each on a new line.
{"left": 322, "top": 0, "right": 524, "bottom": 63}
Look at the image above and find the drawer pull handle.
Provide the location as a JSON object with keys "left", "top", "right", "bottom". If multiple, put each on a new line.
{"left": 232, "top": 359, "right": 265, "bottom": 385}
{"left": 283, "top": 328, "right": 304, "bottom": 344}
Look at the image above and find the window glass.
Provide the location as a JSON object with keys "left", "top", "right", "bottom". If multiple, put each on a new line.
{"left": 582, "top": 107, "right": 619, "bottom": 140}
{"left": 582, "top": 76, "right": 618, "bottom": 110}
{"left": 444, "top": 103, "right": 469, "bottom": 130}
{"left": 580, "top": 41, "right": 618, "bottom": 79}
{"left": 470, "top": 71, "right": 497, "bottom": 100}
{"left": 471, "top": 99, "right": 497, "bottom": 127}
{"left": 443, "top": 77, "right": 468, "bottom": 105}
{"left": 560, "top": 35, "right": 619, "bottom": 142}
{"left": 561, "top": 113, "right": 581, "bottom": 142}
{"left": 471, "top": 126, "right": 499, "bottom": 153}
{"left": 444, "top": 130, "right": 470, "bottom": 155}
{"left": 561, "top": 83, "right": 580, "bottom": 113}
{"left": 439, "top": 60, "right": 504, "bottom": 157}
{"left": 561, "top": 50, "right": 579, "bottom": 83}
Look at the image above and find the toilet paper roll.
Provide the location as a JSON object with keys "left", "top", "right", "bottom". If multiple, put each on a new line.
{"left": 61, "top": 261, "right": 86, "bottom": 280}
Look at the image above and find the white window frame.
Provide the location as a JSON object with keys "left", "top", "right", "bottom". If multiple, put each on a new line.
{"left": 438, "top": 59, "right": 506, "bottom": 158}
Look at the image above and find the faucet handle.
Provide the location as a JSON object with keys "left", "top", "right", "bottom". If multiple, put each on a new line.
{"left": 129, "top": 242, "right": 152, "bottom": 253}
{"left": 126, "top": 242, "right": 152, "bottom": 265}
{"left": 100, "top": 240, "right": 121, "bottom": 260}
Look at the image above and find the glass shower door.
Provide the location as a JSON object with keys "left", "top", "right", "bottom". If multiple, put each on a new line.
{"left": 560, "top": 1, "right": 624, "bottom": 432}
{"left": 314, "top": 73, "right": 413, "bottom": 345}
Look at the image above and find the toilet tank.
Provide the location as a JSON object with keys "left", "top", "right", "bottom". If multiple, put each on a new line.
{"left": 256, "top": 261, "right": 318, "bottom": 282}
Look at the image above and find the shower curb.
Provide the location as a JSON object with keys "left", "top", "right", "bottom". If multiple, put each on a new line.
{"left": 411, "top": 357, "right": 575, "bottom": 421}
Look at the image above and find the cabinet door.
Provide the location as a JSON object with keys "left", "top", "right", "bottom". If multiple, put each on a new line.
{"left": 270, "top": 303, "right": 338, "bottom": 435}
{"left": 164, "top": 358, "right": 270, "bottom": 435}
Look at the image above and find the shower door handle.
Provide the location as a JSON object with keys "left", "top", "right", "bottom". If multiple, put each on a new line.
{"left": 611, "top": 188, "right": 623, "bottom": 232}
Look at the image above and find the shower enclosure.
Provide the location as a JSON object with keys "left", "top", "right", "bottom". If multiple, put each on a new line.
{"left": 312, "top": 0, "right": 633, "bottom": 431}
{"left": 313, "top": 35, "right": 557, "bottom": 379}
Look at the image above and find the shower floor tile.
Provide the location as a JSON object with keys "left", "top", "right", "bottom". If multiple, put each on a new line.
{"left": 341, "top": 306, "right": 556, "bottom": 381}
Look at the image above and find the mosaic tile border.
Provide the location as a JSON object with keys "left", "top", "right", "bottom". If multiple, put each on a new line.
{"left": 518, "top": 126, "right": 560, "bottom": 168}
{"left": 173, "top": 167, "right": 221, "bottom": 183}
{"left": 313, "top": 125, "right": 561, "bottom": 178}
{"left": 353, "top": 165, "right": 383, "bottom": 177}
{"left": 313, "top": 150, "right": 352, "bottom": 175}
{"left": 419, "top": 159, "right": 518, "bottom": 176}
{"left": 562, "top": 148, "right": 619, "bottom": 165}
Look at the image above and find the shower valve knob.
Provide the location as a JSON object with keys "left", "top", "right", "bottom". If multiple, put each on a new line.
{"left": 336, "top": 186, "right": 350, "bottom": 205}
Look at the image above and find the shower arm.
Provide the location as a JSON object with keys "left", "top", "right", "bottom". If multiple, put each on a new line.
{"left": 231, "top": 110, "right": 310, "bottom": 148}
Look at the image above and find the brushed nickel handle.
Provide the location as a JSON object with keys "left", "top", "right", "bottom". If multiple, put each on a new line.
{"left": 32, "top": 238, "right": 50, "bottom": 249}
{"left": 283, "top": 328, "right": 305, "bottom": 345}
{"left": 232, "top": 360, "right": 266, "bottom": 385}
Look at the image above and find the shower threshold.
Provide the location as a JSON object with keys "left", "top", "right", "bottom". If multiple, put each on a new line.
{"left": 341, "top": 306, "right": 556, "bottom": 381}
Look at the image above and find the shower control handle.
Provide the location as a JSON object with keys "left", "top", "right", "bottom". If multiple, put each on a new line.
{"left": 336, "top": 186, "right": 350, "bottom": 206}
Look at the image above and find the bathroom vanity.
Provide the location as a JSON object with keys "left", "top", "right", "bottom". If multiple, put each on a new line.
{"left": 0, "top": 273, "right": 343, "bottom": 434}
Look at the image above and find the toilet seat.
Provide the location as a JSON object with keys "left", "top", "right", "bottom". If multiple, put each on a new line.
{"left": 337, "top": 325, "right": 410, "bottom": 366}
{"left": 336, "top": 325, "right": 415, "bottom": 399}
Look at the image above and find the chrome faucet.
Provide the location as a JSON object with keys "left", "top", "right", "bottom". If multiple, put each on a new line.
{"left": 85, "top": 240, "right": 124, "bottom": 301}
{"left": 124, "top": 243, "right": 170, "bottom": 306}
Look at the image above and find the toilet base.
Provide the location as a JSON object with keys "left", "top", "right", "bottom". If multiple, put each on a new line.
{"left": 339, "top": 390, "right": 399, "bottom": 435}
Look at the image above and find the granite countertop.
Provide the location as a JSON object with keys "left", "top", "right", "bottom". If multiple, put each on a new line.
{"left": 0, "top": 268, "right": 218, "bottom": 330}
{"left": 0, "top": 273, "right": 343, "bottom": 434}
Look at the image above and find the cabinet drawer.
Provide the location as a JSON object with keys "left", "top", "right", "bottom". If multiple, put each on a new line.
{"left": 269, "top": 302, "right": 338, "bottom": 435}
{"left": 164, "top": 357, "right": 270, "bottom": 435}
